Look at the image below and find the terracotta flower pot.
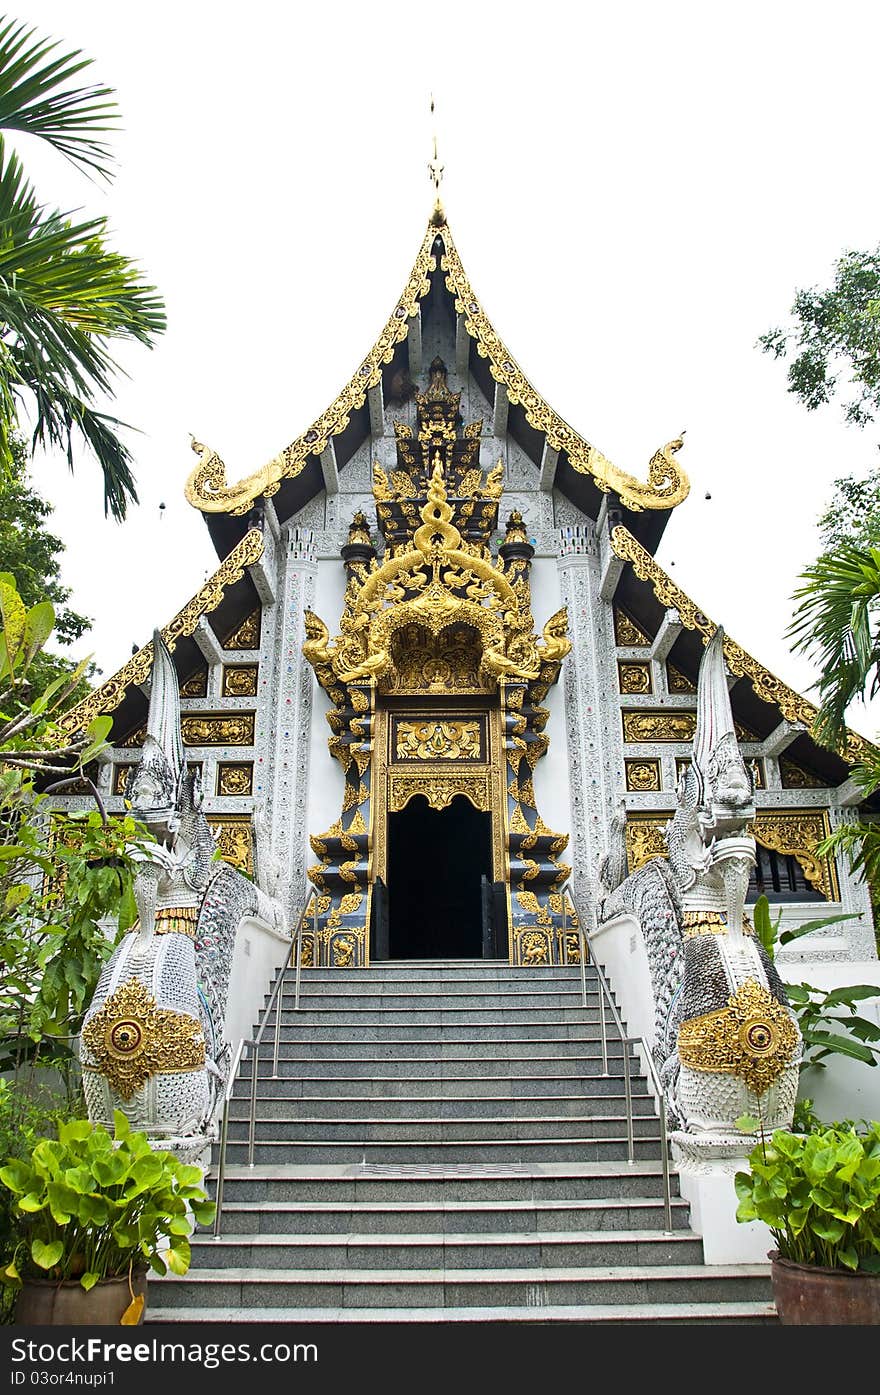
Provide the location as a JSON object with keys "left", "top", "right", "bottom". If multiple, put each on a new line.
{"left": 770, "top": 1250, "right": 880, "bottom": 1325}
{"left": 13, "top": 1269, "right": 147, "bottom": 1326}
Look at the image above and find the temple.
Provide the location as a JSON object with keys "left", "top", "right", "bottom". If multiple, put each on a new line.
{"left": 52, "top": 196, "right": 880, "bottom": 1319}
{"left": 57, "top": 206, "right": 876, "bottom": 972}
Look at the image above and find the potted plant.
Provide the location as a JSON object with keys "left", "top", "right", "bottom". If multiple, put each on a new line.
{"left": 0, "top": 1110, "right": 215, "bottom": 1325}
{"left": 735, "top": 1120, "right": 880, "bottom": 1324}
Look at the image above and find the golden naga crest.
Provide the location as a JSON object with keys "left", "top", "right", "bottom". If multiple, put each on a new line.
{"left": 303, "top": 463, "right": 569, "bottom": 697}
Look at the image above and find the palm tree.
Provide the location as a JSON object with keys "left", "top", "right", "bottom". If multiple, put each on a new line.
{"left": 788, "top": 542, "right": 880, "bottom": 750}
{"left": 0, "top": 17, "right": 165, "bottom": 520}
{"left": 788, "top": 542, "right": 880, "bottom": 913}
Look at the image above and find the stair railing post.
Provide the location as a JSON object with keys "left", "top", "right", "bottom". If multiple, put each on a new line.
{"left": 212, "top": 1036, "right": 248, "bottom": 1239}
{"left": 623, "top": 1037, "right": 635, "bottom": 1165}
{"left": 247, "top": 1038, "right": 259, "bottom": 1167}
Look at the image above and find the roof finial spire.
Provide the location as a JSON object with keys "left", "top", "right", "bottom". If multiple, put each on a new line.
{"left": 428, "top": 94, "right": 445, "bottom": 226}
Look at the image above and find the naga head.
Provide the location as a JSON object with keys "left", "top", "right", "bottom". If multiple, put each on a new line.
{"left": 692, "top": 627, "right": 755, "bottom": 839}
{"left": 125, "top": 631, "right": 185, "bottom": 846}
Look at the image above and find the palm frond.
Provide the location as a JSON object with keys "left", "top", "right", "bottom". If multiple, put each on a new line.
{"left": 787, "top": 542, "right": 880, "bottom": 748}
{"left": 0, "top": 17, "right": 117, "bottom": 179}
{"left": 0, "top": 135, "right": 164, "bottom": 518}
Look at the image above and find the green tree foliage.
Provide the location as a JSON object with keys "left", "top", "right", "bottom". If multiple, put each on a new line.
{"left": 815, "top": 469, "right": 880, "bottom": 556}
{"left": 0, "top": 432, "right": 92, "bottom": 699}
{"left": 0, "top": 16, "right": 165, "bottom": 520}
{"left": 760, "top": 244, "right": 880, "bottom": 429}
{"left": 0, "top": 573, "right": 149, "bottom": 1075}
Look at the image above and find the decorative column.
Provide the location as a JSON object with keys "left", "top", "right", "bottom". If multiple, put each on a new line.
{"left": 557, "top": 521, "right": 624, "bottom": 918}
{"left": 259, "top": 526, "right": 317, "bottom": 927}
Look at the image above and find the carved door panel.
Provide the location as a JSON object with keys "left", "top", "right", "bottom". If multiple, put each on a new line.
{"left": 370, "top": 876, "right": 390, "bottom": 961}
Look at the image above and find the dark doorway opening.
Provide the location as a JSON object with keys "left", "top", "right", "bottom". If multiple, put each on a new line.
{"left": 387, "top": 795, "right": 491, "bottom": 958}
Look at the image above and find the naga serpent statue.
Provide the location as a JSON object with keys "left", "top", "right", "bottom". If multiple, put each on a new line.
{"left": 600, "top": 627, "right": 802, "bottom": 1155}
{"left": 80, "top": 633, "right": 286, "bottom": 1164}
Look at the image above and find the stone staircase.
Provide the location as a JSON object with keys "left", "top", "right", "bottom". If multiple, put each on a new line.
{"left": 148, "top": 960, "right": 776, "bottom": 1324}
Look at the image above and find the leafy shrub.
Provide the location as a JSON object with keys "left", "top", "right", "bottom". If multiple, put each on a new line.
{"left": 735, "top": 1121, "right": 880, "bottom": 1272}
{"left": 0, "top": 1110, "right": 215, "bottom": 1293}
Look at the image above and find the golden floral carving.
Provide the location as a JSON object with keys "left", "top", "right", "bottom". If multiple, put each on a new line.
{"left": 395, "top": 720, "right": 482, "bottom": 761}
{"left": 181, "top": 713, "right": 255, "bottom": 746}
{"left": 113, "top": 764, "right": 135, "bottom": 796}
{"left": 389, "top": 771, "right": 491, "bottom": 813}
{"left": 625, "top": 815, "right": 670, "bottom": 872}
{"left": 677, "top": 979, "right": 800, "bottom": 1097}
{"left": 515, "top": 890, "right": 552, "bottom": 926}
{"left": 386, "top": 623, "right": 487, "bottom": 693}
{"left": 623, "top": 710, "right": 755, "bottom": 743}
{"left": 82, "top": 978, "right": 205, "bottom": 1100}
{"left": 750, "top": 810, "right": 838, "bottom": 901}
{"left": 222, "top": 665, "right": 258, "bottom": 697}
{"left": 60, "top": 530, "right": 265, "bottom": 733}
{"left": 206, "top": 816, "right": 254, "bottom": 877}
{"left": 517, "top": 930, "right": 551, "bottom": 964}
{"left": 614, "top": 609, "right": 651, "bottom": 646}
{"left": 331, "top": 934, "right": 357, "bottom": 967}
{"left": 667, "top": 664, "right": 696, "bottom": 694}
{"left": 625, "top": 759, "right": 661, "bottom": 792}
{"left": 624, "top": 711, "right": 696, "bottom": 743}
{"left": 180, "top": 668, "right": 208, "bottom": 698}
{"left": 610, "top": 525, "right": 873, "bottom": 764}
{"left": 216, "top": 763, "right": 253, "bottom": 796}
{"left": 223, "top": 609, "right": 261, "bottom": 651}
{"left": 618, "top": 662, "right": 652, "bottom": 695}
{"left": 780, "top": 760, "right": 826, "bottom": 790}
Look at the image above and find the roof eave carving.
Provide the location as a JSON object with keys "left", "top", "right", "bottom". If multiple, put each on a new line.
{"left": 610, "top": 524, "right": 875, "bottom": 767}
{"left": 184, "top": 217, "right": 691, "bottom": 519}
{"left": 58, "top": 528, "right": 265, "bottom": 735}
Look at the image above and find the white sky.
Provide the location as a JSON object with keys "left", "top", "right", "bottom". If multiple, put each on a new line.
{"left": 13, "top": 0, "right": 880, "bottom": 740}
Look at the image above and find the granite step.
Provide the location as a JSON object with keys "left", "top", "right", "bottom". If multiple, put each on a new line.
{"left": 213, "top": 1161, "right": 679, "bottom": 1205}
{"left": 210, "top": 1196, "right": 690, "bottom": 1235}
{"left": 145, "top": 1301, "right": 777, "bottom": 1325}
{"left": 226, "top": 1094, "right": 657, "bottom": 1120}
{"left": 190, "top": 1229, "right": 705, "bottom": 1270}
{"left": 150, "top": 1263, "right": 773, "bottom": 1309}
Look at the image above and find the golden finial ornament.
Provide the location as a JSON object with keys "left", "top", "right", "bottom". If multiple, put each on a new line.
{"left": 428, "top": 94, "right": 445, "bottom": 226}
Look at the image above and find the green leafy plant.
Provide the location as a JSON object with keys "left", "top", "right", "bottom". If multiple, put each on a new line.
{"left": 0, "top": 571, "right": 152, "bottom": 1072}
{"left": 735, "top": 1121, "right": 880, "bottom": 1272}
{"left": 752, "top": 894, "right": 880, "bottom": 1073}
{"left": 0, "top": 1110, "right": 215, "bottom": 1296}
{"left": 0, "top": 1077, "right": 80, "bottom": 1323}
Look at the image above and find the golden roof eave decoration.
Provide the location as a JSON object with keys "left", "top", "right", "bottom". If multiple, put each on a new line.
{"left": 185, "top": 229, "right": 437, "bottom": 516}
{"left": 184, "top": 217, "right": 690, "bottom": 518}
{"left": 610, "top": 523, "right": 874, "bottom": 766}
{"left": 440, "top": 225, "right": 690, "bottom": 513}
{"left": 59, "top": 528, "right": 265, "bottom": 734}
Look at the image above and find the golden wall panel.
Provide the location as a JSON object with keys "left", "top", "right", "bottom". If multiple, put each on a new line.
{"left": 618, "top": 662, "right": 652, "bottom": 695}
{"left": 222, "top": 609, "right": 261, "bottom": 650}
{"left": 625, "top": 759, "right": 662, "bottom": 792}
{"left": 222, "top": 665, "right": 259, "bottom": 697}
{"left": 216, "top": 763, "right": 254, "bottom": 796}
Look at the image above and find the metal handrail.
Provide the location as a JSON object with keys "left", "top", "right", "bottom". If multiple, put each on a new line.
{"left": 559, "top": 881, "right": 673, "bottom": 1233}
{"left": 212, "top": 891, "right": 313, "bottom": 1238}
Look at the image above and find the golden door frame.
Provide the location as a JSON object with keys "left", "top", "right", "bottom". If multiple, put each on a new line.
{"left": 370, "top": 698, "right": 509, "bottom": 960}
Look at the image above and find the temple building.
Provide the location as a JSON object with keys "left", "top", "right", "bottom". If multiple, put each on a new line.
{"left": 57, "top": 204, "right": 877, "bottom": 974}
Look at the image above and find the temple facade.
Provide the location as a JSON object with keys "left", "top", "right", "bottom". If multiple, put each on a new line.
{"left": 57, "top": 208, "right": 878, "bottom": 976}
